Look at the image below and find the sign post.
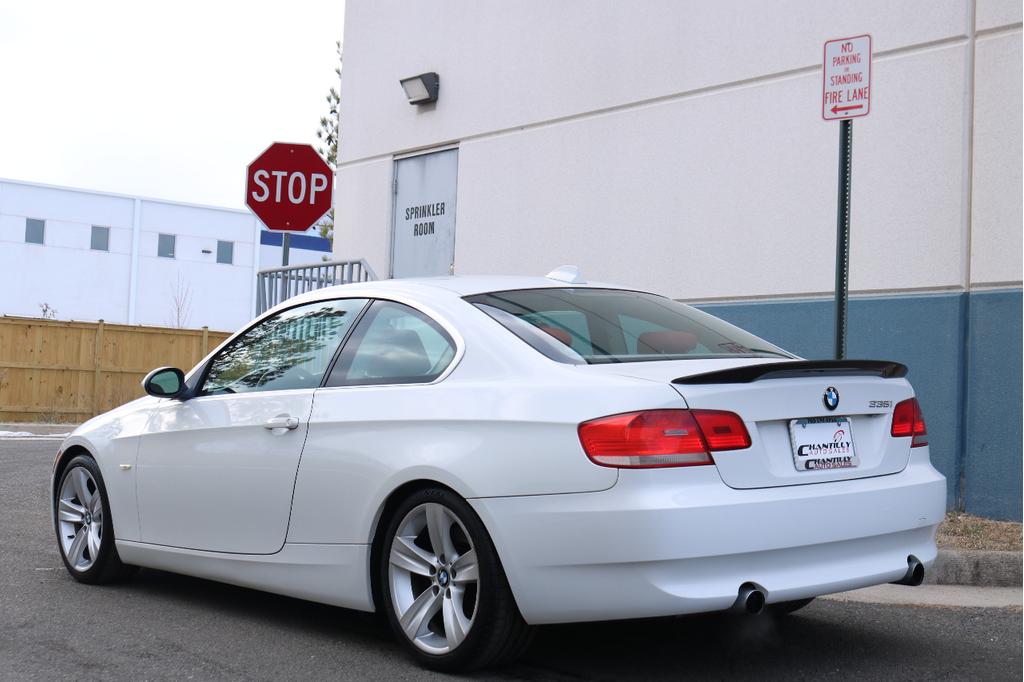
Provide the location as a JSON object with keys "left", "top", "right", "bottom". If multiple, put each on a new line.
{"left": 245, "top": 142, "right": 333, "bottom": 275}
{"left": 822, "top": 35, "right": 871, "bottom": 359}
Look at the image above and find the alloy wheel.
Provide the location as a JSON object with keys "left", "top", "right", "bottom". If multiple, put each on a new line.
{"left": 57, "top": 466, "right": 104, "bottom": 571}
{"left": 388, "top": 502, "right": 480, "bottom": 654}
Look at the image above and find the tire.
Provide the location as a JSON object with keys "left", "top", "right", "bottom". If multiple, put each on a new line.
{"left": 378, "top": 487, "right": 533, "bottom": 672}
{"left": 768, "top": 597, "right": 815, "bottom": 615}
{"left": 54, "top": 454, "right": 136, "bottom": 584}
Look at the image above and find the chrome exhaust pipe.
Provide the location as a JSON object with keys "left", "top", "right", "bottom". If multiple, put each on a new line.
{"left": 732, "top": 583, "right": 766, "bottom": 614}
{"left": 891, "top": 555, "right": 925, "bottom": 586}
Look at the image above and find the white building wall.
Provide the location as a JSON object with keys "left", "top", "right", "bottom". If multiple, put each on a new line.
{"left": 0, "top": 179, "right": 337, "bottom": 331}
{"left": 337, "top": 0, "right": 968, "bottom": 163}
{"left": 131, "top": 201, "right": 259, "bottom": 329}
{"left": 334, "top": 158, "right": 394, "bottom": 268}
{"left": 334, "top": 0, "right": 1022, "bottom": 300}
{"left": 970, "top": 22, "right": 1023, "bottom": 286}
{"left": 0, "top": 181, "right": 136, "bottom": 322}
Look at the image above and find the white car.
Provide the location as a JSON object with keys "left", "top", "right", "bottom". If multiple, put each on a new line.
{"left": 51, "top": 269, "right": 946, "bottom": 671}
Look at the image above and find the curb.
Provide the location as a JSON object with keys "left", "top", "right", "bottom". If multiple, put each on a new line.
{"left": 927, "top": 549, "right": 1023, "bottom": 587}
{"left": 0, "top": 423, "right": 74, "bottom": 435}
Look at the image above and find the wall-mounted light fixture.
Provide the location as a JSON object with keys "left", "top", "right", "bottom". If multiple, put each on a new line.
{"left": 399, "top": 72, "right": 440, "bottom": 105}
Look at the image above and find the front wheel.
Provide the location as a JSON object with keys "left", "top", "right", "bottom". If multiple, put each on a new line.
{"left": 54, "top": 454, "right": 135, "bottom": 584}
{"left": 379, "top": 488, "right": 532, "bottom": 672}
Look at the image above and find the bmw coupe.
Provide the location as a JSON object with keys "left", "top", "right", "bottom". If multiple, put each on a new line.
{"left": 51, "top": 268, "right": 945, "bottom": 671}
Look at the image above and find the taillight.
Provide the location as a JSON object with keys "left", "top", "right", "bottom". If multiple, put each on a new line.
{"left": 891, "top": 397, "right": 928, "bottom": 448}
{"left": 578, "top": 409, "right": 750, "bottom": 469}
{"left": 692, "top": 410, "right": 752, "bottom": 450}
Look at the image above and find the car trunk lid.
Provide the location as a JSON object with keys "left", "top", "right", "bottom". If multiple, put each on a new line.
{"left": 582, "top": 359, "right": 916, "bottom": 488}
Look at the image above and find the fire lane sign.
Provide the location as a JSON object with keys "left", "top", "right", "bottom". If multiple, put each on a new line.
{"left": 822, "top": 34, "right": 871, "bottom": 121}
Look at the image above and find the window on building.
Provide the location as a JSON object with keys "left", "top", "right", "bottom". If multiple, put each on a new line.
{"left": 216, "top": 240, "right": 234, "bottom": 264}
{"left": 91, "top": 225, "right": 110, "bottom": 251}
{"left": 158, "top": 233, "right": 176, "bottom": 258}
{"left": 25, "top": 218, "right": 45, "bottom": 244}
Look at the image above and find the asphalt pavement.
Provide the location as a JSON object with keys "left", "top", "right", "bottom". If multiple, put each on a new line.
{"left": 2, "top": 438, "right": 1021, "bottom": 681}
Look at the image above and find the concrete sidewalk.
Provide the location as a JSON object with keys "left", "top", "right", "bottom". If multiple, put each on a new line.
{"left": 0, "top": 423, "right": 74, "bottom": 437}
{"left": 825, "top": 584, "right": 1022, "bottom": 609}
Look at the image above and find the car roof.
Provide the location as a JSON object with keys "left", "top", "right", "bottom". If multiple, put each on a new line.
{"left": 390, "top": 275, "right": 621, "bottom": 296}
{"left": 290, "top": 274, "right": 624, "bottom": 304}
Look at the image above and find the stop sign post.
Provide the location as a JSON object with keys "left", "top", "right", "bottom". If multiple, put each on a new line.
{"left": 246, "top": 143, "right": 333, "bottom": 266}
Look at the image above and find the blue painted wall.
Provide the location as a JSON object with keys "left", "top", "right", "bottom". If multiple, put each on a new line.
{"left": 696, "top": 289, "right": 1022, "bottom": 521}
{"left": 961, "top": 290, "right": 1023, "bottom": 520}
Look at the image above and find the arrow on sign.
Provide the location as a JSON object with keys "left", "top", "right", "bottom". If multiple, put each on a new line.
{"left": 830, "top": 104, "right": 864, "bottom": 114}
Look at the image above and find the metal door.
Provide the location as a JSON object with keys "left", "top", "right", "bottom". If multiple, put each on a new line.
{"left": 391, "top": 148, "right": 458, "bottom": 278}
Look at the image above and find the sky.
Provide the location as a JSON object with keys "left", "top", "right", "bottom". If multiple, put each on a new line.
{"left": 0, "top": 0, "right": 345, "bottom": 209}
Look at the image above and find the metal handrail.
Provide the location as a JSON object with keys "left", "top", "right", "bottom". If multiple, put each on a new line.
{"left": 256, "top": 258, "right": 378, "bottom": 314}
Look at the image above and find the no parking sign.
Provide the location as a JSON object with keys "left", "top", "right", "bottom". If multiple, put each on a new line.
{"left": 822, "top": 35, "right": 872, "bottom": 120}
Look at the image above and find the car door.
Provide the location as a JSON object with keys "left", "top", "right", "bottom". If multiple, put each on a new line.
{"left": 287, "top": 300, "right": 459, "bottom": 544}
{"left": 135, "top": 297, "right": 368, "bottom": 554}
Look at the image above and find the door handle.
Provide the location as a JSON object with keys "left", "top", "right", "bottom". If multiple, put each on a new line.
{"left": 264, "top": 416, "right": 299, "bottom": 431}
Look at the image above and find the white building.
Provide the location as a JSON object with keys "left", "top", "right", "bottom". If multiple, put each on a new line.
{"left": 0, "top": 178, "right": 332, "bottom": 331}
{"left": 333, "top": 0, "right": 1023, "bottom": 519}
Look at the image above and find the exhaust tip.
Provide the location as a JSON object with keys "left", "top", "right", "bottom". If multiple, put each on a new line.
{"left": 745, "top": 589, "right": 766, "bottom": 614}
{"left": 732, "top": 583, "right": 766, "bottom": 614}
{"left": 891, "top": 555, "right": 925, "bottom": 586}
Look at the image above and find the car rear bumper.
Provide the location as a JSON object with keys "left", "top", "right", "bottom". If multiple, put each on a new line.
{"left": 469, "top": 449, "right": 946, "bottom": 625}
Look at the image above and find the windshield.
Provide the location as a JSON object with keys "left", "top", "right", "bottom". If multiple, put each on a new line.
{"left": 466, "top": 288, "right": 793, "bottom": 364}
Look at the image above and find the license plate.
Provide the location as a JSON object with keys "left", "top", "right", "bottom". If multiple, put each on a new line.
{"left": 789, "top": 416, "right": 858, "bottom": 471}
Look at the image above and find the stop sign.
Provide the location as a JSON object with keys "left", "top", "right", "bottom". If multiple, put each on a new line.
{"left": 245, "top": 143, "right": 333, "bottom": 231}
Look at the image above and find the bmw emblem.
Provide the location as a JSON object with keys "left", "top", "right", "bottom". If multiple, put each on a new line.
{"left": 823, "top": 386, "right": 840, "bottom": 411}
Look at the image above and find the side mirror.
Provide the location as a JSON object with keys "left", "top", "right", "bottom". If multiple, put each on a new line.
{"left": 142, "top": 367, "right": 187, "bottom": 399}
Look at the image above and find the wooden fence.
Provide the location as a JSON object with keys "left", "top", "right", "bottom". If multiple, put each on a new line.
{"left": 0, "top": 316, "right": 232, "bottom": 423}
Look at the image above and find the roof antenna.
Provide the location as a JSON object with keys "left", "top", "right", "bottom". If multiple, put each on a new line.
{"left": 546, "top": 265, "right": 586, "bottom": 284}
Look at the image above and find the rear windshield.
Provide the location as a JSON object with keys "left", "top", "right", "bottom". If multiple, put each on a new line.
{"left": 466, "top": 288, "right": 793, "bottom": 364}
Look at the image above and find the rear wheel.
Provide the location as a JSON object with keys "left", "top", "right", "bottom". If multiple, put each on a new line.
{"left": 55, "top": 455, "right": 135, "bottom": 584}
{"left": 768, "top": 597, "right": 815, "bottom": 615}
{"left": 379, "top": 487, "right": 532, "bottom": 672}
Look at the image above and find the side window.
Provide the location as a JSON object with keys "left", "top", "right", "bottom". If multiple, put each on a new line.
{"left": 326, "top": 301, "right": 456, "bottom": 386}
{"left": 202, "top": 298, "right": 368, "bottom": 395}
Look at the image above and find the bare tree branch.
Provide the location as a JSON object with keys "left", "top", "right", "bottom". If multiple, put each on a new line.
{"left": 38, "top": 302, "right": 58, "bottom": 320}
{"left": 166, "top": 274, "right": 193, "bottom": 328}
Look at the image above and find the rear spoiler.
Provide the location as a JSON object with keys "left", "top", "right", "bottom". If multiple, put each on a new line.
{"left": 673, "top": 359, "right": 908, "bottom": 385}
